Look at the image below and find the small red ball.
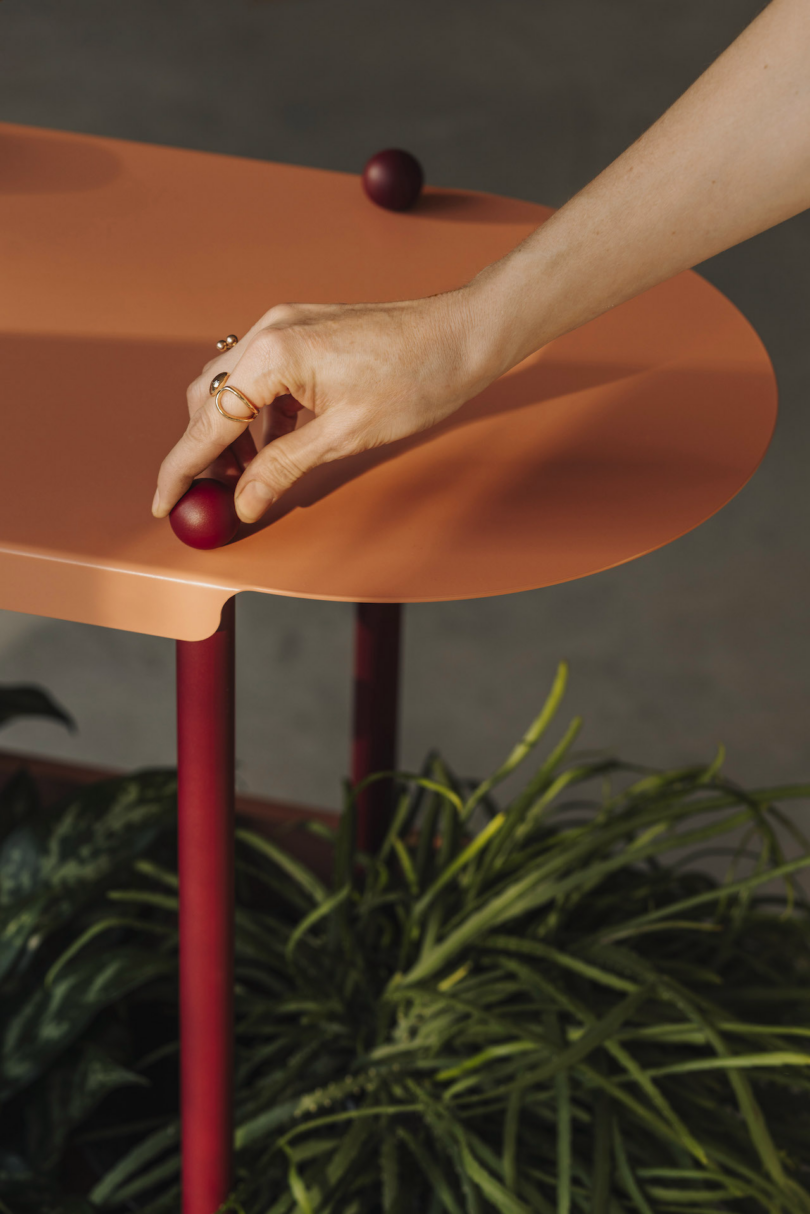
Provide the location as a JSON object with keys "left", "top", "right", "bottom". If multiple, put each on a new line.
{"left": 169, "top": 479, "right": 239, "bottom": 550}
{"left": 362, "top": 149, "right": 424, "bottom": 212}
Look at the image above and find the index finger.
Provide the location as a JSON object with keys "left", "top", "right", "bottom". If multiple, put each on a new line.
{"left": 152, "top": 371, "right": 260, "bottom": 518}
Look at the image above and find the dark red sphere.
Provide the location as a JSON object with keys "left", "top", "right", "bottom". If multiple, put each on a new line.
{"left": 169, "top": 479, "right": 239, "bottom": 550}
{"left": 362, "top": 149, "right": 424, "bottom": 212}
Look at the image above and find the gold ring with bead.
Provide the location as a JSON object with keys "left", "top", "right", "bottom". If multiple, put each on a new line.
{"left": 214, "top": 382, "right": 260, "bottom": 424}
{"left": 209, "top": 370, "right": 259, "bottom": 421}
{"left": 216, "top": 333, "right": 239, "bottom": 352}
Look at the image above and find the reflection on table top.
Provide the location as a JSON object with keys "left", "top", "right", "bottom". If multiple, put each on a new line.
{"left": 0, "top": 123, "right": 776, "bottom": 640}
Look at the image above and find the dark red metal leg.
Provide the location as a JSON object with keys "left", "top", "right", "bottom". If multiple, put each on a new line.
{"left": 352, "top": 602, "right": 402, "bottom": 854}
{"left": 177, "top": 598, "right": 235, "bottom": 1214}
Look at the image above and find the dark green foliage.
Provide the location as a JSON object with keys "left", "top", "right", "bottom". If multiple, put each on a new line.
{"left": 3, "top": 666, "right": 810, "bottom": 1212}
{"left": 0, "top": 684, "right": 74, "bottom": 733}
{"left": 0, "top": 685, "right": 177, "bottom": 1212}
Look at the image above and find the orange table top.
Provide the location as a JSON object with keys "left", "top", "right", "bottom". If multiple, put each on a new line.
{"left": 0, "top": 123, "right": 776, "bottom": 641}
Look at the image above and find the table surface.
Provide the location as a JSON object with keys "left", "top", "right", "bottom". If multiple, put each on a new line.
{"left": 0, "top": 123, "right": 776, "bottom": 640}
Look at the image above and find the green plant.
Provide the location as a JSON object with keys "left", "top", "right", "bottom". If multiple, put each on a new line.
{"left": 0, "top": 684, "right": 178, "bottom": 1214}
{"left": 3, "top": 670, "right": 810, "bottom": 1213}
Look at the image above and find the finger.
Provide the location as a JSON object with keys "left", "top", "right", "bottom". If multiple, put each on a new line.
{"left": 187, "top": 349, "right": 242, "bottom": 417}
{"left": 153, "top": 391, "right": 258, "bottom": 518}
{"left": 189, "top": 358, "right": 259, "bottom": 485}
{"left": 261, "top": 394, "right": 304, "bottom": 446}
{"left": 205, "top": 427, "right": 259, "bottom": 481}
{"left": 234, "top": 419, "right": 344, "bottom": 523}
{"left": 231, "top": 427, "right": 259, "bottom": 470}
{"left": 156, "top": 328, "right": 292, "bottom": 515}
{"left": 202, "top": 448, "right": 242, "bottom": 487}
{"left": 203, "top": 426, "right": 258, "bottom": 488}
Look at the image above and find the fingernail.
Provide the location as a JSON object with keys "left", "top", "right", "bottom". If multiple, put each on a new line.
{"left": 151, "top": 488, "right": 161, "bottom": 517}
{"left": 235, "top": 480, "right": 273, "bottom": 522}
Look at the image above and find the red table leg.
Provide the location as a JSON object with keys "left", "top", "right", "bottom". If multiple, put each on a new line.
{"left": 352, "top": 602, "right": 402, "bottom": 854}
{"left": 177, "top": 598, "right": 235, "bottom": 1214}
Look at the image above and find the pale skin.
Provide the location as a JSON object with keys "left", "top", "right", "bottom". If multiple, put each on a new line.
{"left": 153, "top": 0, "right": 810, "bottom": 526}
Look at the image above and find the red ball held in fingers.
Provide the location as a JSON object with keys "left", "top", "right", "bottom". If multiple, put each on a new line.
{"left": 170, "top": 479, "right": 239, "bottom": 550}
{"left": 362, "top": 149, "right": 424, "bottom": 212}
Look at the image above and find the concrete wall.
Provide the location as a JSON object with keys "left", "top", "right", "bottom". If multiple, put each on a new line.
{"left": 3, "top": 0, "right": 809, "bottom": 815}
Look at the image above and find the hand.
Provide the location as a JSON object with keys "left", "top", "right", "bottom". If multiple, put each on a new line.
{"left": 152, "top": 287, "right": 491, "bottom": 525}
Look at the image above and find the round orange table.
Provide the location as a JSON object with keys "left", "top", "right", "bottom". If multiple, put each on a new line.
{"left": 0, "top": 122, "right": 777, "bottom": 1214}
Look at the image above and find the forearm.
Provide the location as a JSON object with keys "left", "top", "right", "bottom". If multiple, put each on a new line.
{"left": 468, "top": 0, "right": 810, "bottom": 376}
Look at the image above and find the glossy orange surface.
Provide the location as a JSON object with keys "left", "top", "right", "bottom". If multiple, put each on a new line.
{"left": 0, "top": 123, "right": 776, "bottom": 640}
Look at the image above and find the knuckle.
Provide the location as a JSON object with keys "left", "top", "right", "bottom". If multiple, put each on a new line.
{"left": 264, "top": 303, "right": 299, "bottom": 328}
{"left": 263, "top": 444, "right": 305, "bottom": 488}
{"left": 187, "top": 379, "right": 207, "bottom": 414}
{"left": 252, "top": 326, "right": 286, "bottom": 359}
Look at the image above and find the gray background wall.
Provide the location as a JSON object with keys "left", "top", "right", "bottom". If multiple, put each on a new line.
{"left": 2, "top": 0, "right": 808, "bottom": 814}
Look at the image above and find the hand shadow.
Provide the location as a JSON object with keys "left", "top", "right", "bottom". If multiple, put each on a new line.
{"left": 240, "top": 353, "right": 644, "bottom": 538}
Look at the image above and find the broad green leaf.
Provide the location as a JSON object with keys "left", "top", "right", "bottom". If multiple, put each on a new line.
{"left": 1, "top": 948, "right": 173, "bottom": 1099}
{"left": 0, "top": 813, "right": 46, "bottom": 910}
{"left": 44, "top": 915, "right": 170, "bottom": 988}
{"left": 0, "top": 685, "right": 73, "bottom": 732}
{"left": 0, "top": 892, "right": 51, "bottom": 984}
{"left": 26, "top": 1044, "right": 148, "bottom": 1172}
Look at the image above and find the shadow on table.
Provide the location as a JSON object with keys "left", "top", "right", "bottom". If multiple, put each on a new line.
{"left": 0, "top": 128, "right": 122, "bottom": 194}
{"left": 412, "top": 189, "right": 548, "bottom": 225}
{"left": 240, "top": 352, "right": 645, "bottom": 538}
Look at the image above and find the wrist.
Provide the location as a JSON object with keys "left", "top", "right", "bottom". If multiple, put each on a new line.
{"left": 456, "top": 253, "right": 556, "bottom": 389}
{"left": 411, "top": 288, "right": 502, "bottom": 406}
{"left": 430, "top": 278, "right": 517, "bottom": 404}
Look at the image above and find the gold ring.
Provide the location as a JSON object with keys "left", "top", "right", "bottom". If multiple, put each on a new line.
{"left": 209, "top": 371, "right": 259, "bottom": 421}
{"left": 214, "top": 383, "right": 260, "bottom": 423}
{"left": 216, "top": 333, "right": 239, "bottom": 352}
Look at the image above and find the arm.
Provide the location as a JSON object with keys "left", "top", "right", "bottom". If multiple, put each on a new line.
{"left": 154, "top": 0, "right": 810, "bottom": 525}
{"left": 470, "top": 0, "right": 810, "bottom": 376}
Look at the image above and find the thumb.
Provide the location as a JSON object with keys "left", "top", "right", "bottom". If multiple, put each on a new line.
{"left": 234, "top": 418, "right": 342, "bottom": 523}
